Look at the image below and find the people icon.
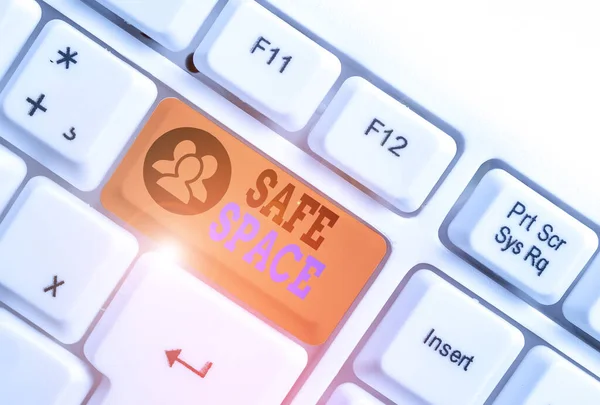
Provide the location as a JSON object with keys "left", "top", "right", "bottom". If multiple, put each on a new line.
{"left": 152, "top": 139, "right": 218, "bottom": 204}
{"left": 143, "top": 127, "right": 232, "bottom": 215}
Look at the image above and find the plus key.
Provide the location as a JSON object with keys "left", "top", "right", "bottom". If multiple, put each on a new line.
{"left": 43, "top": 275, "right": 65, "bottom": 298}
{"left": 1, "top": 20, "right": 157, "bottom": 191}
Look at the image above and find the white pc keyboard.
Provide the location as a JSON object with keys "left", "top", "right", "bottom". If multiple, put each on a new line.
{"left": 1, "top": 0, "right": 600, "bottom": 404}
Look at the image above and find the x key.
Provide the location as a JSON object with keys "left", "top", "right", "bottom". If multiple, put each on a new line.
{"left": 26, "top": 93, "right": 47, "bottom": 116}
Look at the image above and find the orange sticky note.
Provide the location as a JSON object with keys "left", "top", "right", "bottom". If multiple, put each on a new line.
{"left": 102, "top": 98, "right": 388, "bottom": 344}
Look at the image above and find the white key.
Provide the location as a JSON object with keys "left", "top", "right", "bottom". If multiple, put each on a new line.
{"left": 308, "top": 77, "right": 456, "bottom": 213}
{"left": 93, "top": 0, "right": 219, "bottom": 51}
{"left": 563, "top": 259, "right": 600, "bottom": 342}
{"left": 85, "top": 253, "right": 307, "bottom": 405}
{"left": 0, "top": 20, "right": 157, "bottom": 191}
{"left": 0, "top": 309, "right": 93, "bottom": 404}
{"left": 0, "top": 0, "right": 41, "bottom": 81}
{"left": 448, "top": 169, "right": 598, "bottom": 305}
{"left": 354, "top": 270, "right": 524, "bottom": 405}
{"left": 194, "top": 0, "right": 341, "bottom": 131}
{"left": 493, "top": 346, "right": 600, "bottom": 405}
{"left": 326, "top": 383, "right": 384, "bottom": 405}
{"left": 0, "top": 145, "right": 26, "bottom": 214}
{"left": 0, "top": 177, "right": 138, "bottom": 343}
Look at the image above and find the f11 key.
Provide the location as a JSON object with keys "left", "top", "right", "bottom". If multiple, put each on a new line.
{"left": 194, "top": 0, "right": 341, "bottom": 131}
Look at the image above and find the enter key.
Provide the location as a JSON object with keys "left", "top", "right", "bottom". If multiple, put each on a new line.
{"left": 448, "top": 169, "right": 598, "bottom": 305}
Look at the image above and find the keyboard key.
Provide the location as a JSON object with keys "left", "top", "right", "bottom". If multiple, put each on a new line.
{"left": 0, "top": 145, "right": 26, "bottom": 214}
{"left": 1, "top": 20, "right": 157, "bottom": 191}
{"left": 309, "top": 77, "right": 456, "bottom": 213}
{"left": 194, "top": 0, "right": 341, "bottom": 131}
{"left": 93, "top": 0, "right": 219, "bottom": 51}
{"left": 85, "top": 253, "right": 307, "bottom": 405}
{"left": 0, "top": 177, "right": 138, "bottom": 343}
{"left": 0, "top": 0, "right": 41, "bottom": 81}
{"left": 563, "top": 261, "right": 600, "bottom": 342}
{"left": 354, "top": 270, "right": 524, "bottom": 405}
{"left": 493, "top": 346, "right": 600, "bottom": 405}
{"left": 0, "top": 309, "right": 93, "bottom": 404}
{"left": 326, "top": 383, "right": 384, "bottom": 405}
{"left": 101, "top": 98, "right": 387, "bottom": 345}
{"left": 448, "top": 169, "right": 598, "bottom": 304}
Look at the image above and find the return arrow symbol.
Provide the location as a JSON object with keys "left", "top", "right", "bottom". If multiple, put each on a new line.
{"left": 165, "top": 349, "right": 213, "bottom": 379}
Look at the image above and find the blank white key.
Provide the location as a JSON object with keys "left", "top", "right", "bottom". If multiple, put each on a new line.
{"left": 194, "top": 0, "right": 341, "bottom": 131}
{"left": 563, "top": 258, "right": 600, "bottom": 342}
{"left": 448, "top": 169, "right": 598, "bottom": 305}
{"left": 93, "top": 0, "right": 218, "bottom": 51}
{"left": 326, "top": 383, "right": 384, "bottom": 405}
{"left": 494, "top": 346, "right": 600, "bottom": 405}
{"left": 354, "top": 270, "right": 524, "bottom": 405}
{"left": 1, "top": 20, "right": 157, "bottom": 191}
{"left": 0, "top": 177, "right": 138, "bottom": 343}
{"left": 0, "top": 309, "right": 93, "bottom": 404}
{"left": 309, "top": 77, "right": 456, "bottom": 213}
{"left": 0, "top": 145, "right": 26, "bottom": 214}
{"left": 85, "top": 253, "right": 307, "bottom": 405}
{"left": 0, "top": 0, "right": 41, "bottom": 81}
